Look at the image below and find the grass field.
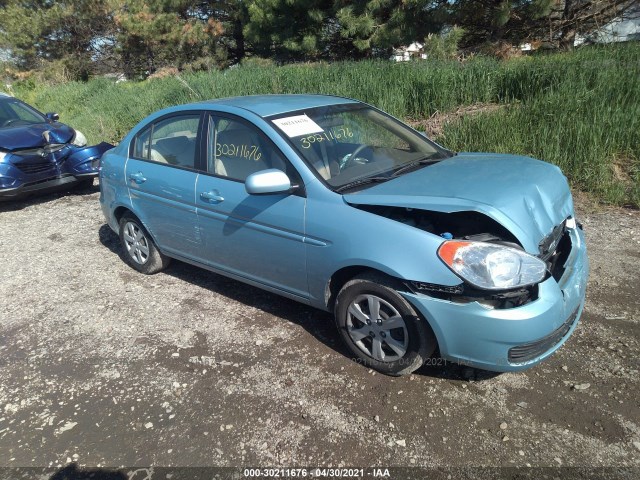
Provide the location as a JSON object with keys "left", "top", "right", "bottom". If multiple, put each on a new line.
{"left": 6, "top": 42, "right": 640, "bottom": 206}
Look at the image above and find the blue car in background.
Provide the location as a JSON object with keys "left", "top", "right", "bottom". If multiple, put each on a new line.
{"left": 0, "top": 92, "right": 113, "bottom": 200}
{"left": 99, "top": 94, "right": 588, "bottom": 376}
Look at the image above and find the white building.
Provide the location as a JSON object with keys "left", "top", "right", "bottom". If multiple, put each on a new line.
{"left": 392, "top": 42, "right": 428, "bottom": 62}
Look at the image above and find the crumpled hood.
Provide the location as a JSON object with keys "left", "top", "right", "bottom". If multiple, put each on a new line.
{"left": 343, "top": 153, "right": 574, "bottom": 253}
{"left": 0, "top": 122, "right": 74, "bottom": 151}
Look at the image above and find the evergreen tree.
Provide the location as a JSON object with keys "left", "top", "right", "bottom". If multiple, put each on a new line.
{"left": 114, "top": 0, "right": 226, "bottom": 78}
{"left": 335, "top": 0, "right": 447, "bottom": 55}
{"left": 1, "top": 0, "right": 637, "bottom": 79}
{"left": 243, "top": 0, "right": 334, "bottom": 60}
{"left": 0, "top": 0, "right": 118, "bottom": 79}
{"left": 451, "top": 0, "right": 638, "bottom": 50}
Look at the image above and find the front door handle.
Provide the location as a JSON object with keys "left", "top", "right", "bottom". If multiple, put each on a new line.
{"left": 129, "top": 172, "right": 147, "bottom": 184}
{"left": 200, "top": 190, "right": 224, "bottom": 203}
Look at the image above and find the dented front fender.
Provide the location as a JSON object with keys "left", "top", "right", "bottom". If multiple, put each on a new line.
{"left": 67, "top": 142, "right": 114, "bottom": 175}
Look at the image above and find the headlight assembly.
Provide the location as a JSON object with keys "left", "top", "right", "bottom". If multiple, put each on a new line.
{"left": 72, "top": 130, "right": 87, "bottom": 147}
{"left": 438, "top": 241, "right": 547, "bottom": 290}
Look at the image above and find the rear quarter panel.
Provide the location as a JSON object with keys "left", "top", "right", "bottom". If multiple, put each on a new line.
{"left": 99, "top": 149, "right": 131, "bottom": 233}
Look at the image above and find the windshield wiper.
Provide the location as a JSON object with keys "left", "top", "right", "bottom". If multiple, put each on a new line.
{"left": 391, "top": 157, "right": 441, "bottom": 177}
{"left": 334, "top": 176, "right": 390, "bottom": 193}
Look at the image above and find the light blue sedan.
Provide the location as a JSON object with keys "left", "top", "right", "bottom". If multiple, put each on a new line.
{"left": 99, "top": 94, "right": 588, "bottom": 375}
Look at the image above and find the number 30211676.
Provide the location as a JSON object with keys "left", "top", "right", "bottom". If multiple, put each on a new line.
{"left": 299, "top": 127, "right": 353, "bottom": 149}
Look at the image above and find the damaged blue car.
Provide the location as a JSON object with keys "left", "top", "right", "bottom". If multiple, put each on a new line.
{"left": 100, "top": 94, "right": 589, "bottom": 376}
{"left": 0, "top": 92, "right": 113, "bottom": 200}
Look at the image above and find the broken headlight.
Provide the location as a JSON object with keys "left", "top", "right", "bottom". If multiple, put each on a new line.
{"left": 437, "top": 241, "right": 546, "bottom": 290}
{"left": 71, "top": 130, "right": 87, "bottom": 147}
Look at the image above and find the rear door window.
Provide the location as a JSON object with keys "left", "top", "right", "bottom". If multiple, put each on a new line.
{"left": 131, "top": 114, "right": 201, "bottom": 169}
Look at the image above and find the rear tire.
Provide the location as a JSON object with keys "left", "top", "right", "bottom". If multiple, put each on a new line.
{"left": 335, "top": 272, "right": 436, "bottom": 376}
{"left": 118, "top": 213, "right": 170, "bottom": 274}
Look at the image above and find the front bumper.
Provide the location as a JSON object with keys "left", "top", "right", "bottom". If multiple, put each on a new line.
{"left": 0, "top": 142, "right": 113, "bottom": 200}
{"left": 402, "top": 225, "right": 589, "bottom": 372}
{"left": 0, "top": 174, "right": 92, "bottom": 200}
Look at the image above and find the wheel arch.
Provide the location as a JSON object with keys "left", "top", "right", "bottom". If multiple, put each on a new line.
{"left": 112, "top": 206, "right": 163, "bottom": 251}
{"left": 325, "top": 265, "right": 409, "bottom": 311}
{"left": 331, "top": 266, "right": 440, "bottom": 375}
{"left": 326, "top": 265, "right": 441, "bottom": 348}
{"left": 113, "top": 205, "right": 131, "bottom": 224}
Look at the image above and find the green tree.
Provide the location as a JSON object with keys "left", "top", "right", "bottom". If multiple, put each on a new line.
{"left": 0, "top": 0, "right": 118, "bottom": 79}
{"left": 336, "top": 0, "right": 447, "bottom": 56}
{"left": 423, "top": 26, "right": 465, "bottom": 60}
{"left": 243, "top": 0, "right": 448, "bottom": 60}
{"left": 0, "top": 0, "right": 238, "bottom": 79}
{"left": 215, "top": 0, "right": 250, "bottom": 63}
{"left": 243, "top": 0, "right": 335, "bottom": 60}
{"left": 115, "top": 0, "right": 228, "bottom": 78}
{"left": 451, "top": 0, "right": 638, "bottom": 50}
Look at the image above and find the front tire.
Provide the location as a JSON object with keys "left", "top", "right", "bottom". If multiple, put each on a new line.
{"left": 335, "top": 272, "right": 436, "bottom": 376}
{"left": 118, "top": 213, "right": 170, "bottom": 274}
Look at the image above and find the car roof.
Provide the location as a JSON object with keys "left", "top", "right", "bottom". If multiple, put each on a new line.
{"left": 196, "top": 94, "right": 360, "bottom": 118}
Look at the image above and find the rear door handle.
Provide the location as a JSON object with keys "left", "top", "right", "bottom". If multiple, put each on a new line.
{"left": 200, "top": 190, "right": 224, "bottom": 203}
{"left": 129, "top": 172, "right": 147, "bottom": 184}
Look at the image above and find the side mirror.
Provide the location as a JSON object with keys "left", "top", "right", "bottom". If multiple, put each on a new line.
{"left": 245, "top": 169, "right": 292, "bottom": 195}
{"left": 45, "top": 112, "right": 60, "bottom": 122}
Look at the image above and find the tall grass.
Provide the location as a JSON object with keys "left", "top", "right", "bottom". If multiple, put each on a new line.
{"left": 11, "top": 58, "right": 509, "bottom": 141}
{"left": 7, "top": 42, "right": 639, "bottom": 206}
{"left": 441, "top": 45, "right": 640, "bottom": 206}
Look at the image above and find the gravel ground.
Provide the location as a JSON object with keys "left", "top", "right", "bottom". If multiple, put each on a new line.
{"left": 0, "top": 183, "right": 639, "bottom": 471}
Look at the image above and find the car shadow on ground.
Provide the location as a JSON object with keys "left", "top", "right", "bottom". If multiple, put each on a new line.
{"left": 49, "top": 463, "right": 127, "bottom": 480}
{"left": 98, "top": 223, "right": 499, "bottom": 383}
{"left": 47, "top": 464, "right": 246, "bottom": 479}
{"left": 0, "top": 180, "right": 98, "bottom": 212}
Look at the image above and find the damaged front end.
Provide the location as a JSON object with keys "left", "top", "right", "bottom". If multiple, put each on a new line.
{"left": 0, "top": 139, "right": 114, "bottom": 201}
{"left": 407, "top": 281, "right": 538, "bottom": 310}
{"left": 354, "top": 205, "right": 554, "bottom": 309}
{"left": 346, "top": 200, "right": 589, "bottom": 371}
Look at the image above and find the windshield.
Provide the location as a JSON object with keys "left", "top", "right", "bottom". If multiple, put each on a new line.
{"left": 0, "top": 99, "right": 47, "bottom": 128}
{"left": 269, "top": 104, "right": 451, "bottom": 190}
